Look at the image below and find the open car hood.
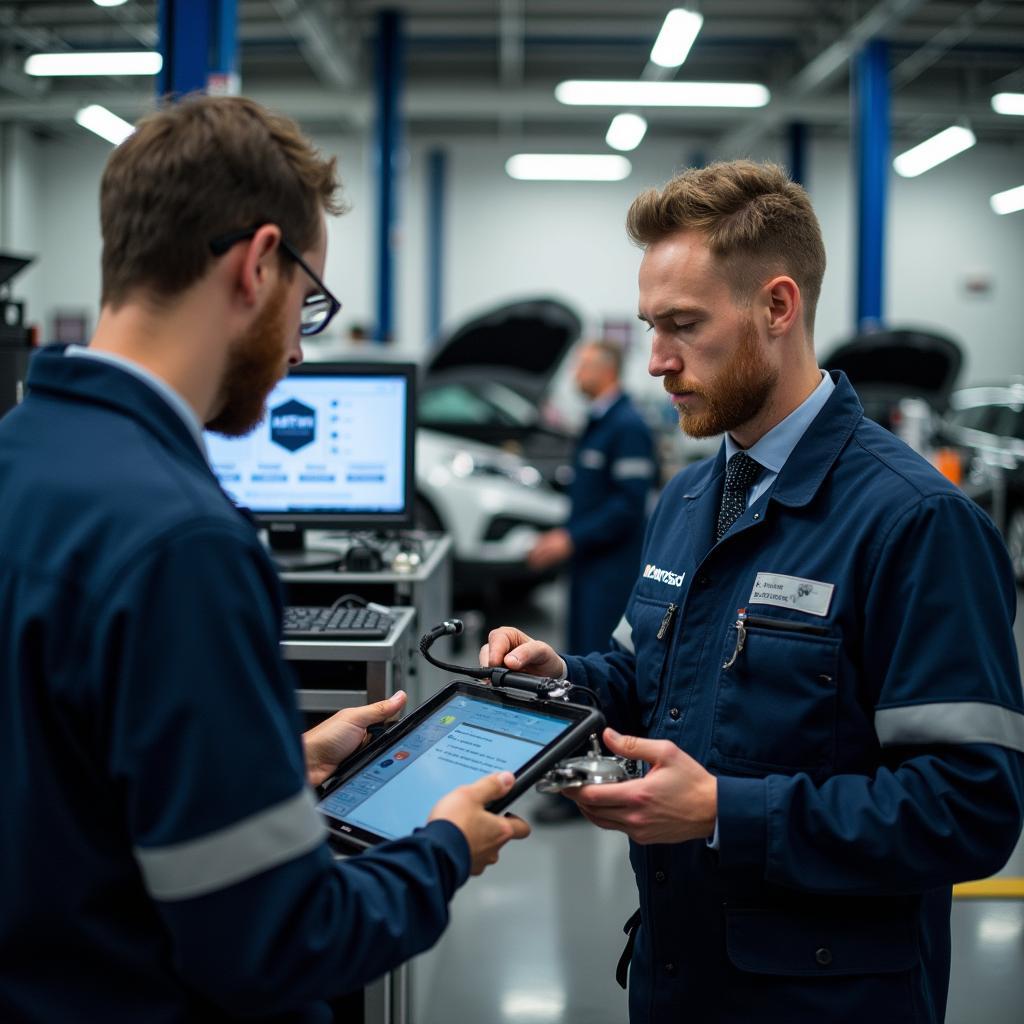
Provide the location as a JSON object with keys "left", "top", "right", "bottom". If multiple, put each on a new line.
{"left": 425, "top": 297, "right": 582, "bottom": 395}
{"left": 822, "top": 327, "right": 963, "bottom": 413}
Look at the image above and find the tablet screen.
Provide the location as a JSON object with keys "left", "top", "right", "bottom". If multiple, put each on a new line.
{"left": 318, "top": 693, "right": 572, "bottom": 840}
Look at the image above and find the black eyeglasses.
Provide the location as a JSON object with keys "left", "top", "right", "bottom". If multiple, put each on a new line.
{"left": 209, "top": 226, "right": 342, "bottom": 336}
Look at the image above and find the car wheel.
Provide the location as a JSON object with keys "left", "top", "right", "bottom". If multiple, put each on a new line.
{"left": 1006, "top": 505, "right": 1024, "bottom": 586}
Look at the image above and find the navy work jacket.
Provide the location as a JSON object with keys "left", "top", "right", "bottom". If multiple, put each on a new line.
{"left": 0, "top": 347, "right": 470, "bottom": 1023}
{"left": 565, "top": 372, "right": 1024, "bottom": 1024}
{"left": 566, "top": 393, "right": 656, "bottom": 654}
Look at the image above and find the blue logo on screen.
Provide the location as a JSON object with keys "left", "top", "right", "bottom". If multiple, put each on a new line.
{"left": 270, "top": 399, "right": 316, "bottom": 452}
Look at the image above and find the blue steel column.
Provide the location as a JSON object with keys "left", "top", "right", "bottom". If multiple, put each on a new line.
{"left": 426, "top": 148, "right": 447, "bottom": 346}
{"left": 157, "top": 0, "right": 238, "bottom": 100}
{"left": 787, "top": 122, "right": 807, "bottom": 188}
{"left": 853, "top": 40, "right": 889, "bottom": 332}
{"left": 373, "top": 10, "right": 404, "bottom": 343}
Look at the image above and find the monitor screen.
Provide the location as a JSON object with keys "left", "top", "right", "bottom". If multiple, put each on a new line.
{"left": 204, "top": 362, "right": 416, "bottom": 567}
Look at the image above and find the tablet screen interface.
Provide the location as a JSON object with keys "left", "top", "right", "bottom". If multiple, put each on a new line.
{"left": 318, "top": 694, "right": 571, "bottom": 840}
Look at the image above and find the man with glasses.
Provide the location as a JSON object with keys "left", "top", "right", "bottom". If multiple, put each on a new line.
{"left": 0, "top": 95, "right": 528, "bottom": 1023}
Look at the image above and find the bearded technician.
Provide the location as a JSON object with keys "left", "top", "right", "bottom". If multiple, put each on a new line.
{"left": 0, "top": 95, "right": 529, "bottom": 1023}
{"left": 484, "top": 160, "right": 1024, "bottom": 1023}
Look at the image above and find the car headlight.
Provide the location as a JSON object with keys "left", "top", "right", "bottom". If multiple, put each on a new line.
{"left": 448, "top": 450, "right": 543, "bottom": 488}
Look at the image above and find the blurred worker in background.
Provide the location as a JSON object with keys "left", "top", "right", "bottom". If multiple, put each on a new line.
{"left": 528, "top": 339, "right": 657, "bottom": 656}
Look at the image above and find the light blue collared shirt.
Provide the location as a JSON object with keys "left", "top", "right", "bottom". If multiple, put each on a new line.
{"left": 66, "top": 346, "right": 208, "bottom": 460}
{"left": 722, "top": 371, "right": 835, "bottom": 508}
{"left": 588, "top": 387, "right": 622, "bottom": 421}
{"left": 710, "top": 370, "right": 834, "bottom": 851}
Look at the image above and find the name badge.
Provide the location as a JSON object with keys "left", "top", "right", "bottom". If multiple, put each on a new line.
{"left": 749, "top": 572, "right": 834, "bottom": 617}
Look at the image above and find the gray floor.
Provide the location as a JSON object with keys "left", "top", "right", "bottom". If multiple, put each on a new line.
{"left": 413, "top": 581, "right": 1024, "bottom": 1024}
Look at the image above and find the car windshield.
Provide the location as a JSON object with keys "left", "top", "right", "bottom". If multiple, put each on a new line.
{"left": 419, "top": 382, "right": 537, "bottom": 428}
{"left": 990, "top": 404, "right": 1024, "bottom": 441}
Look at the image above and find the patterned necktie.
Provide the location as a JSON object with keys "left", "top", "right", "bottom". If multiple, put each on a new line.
{"left": 716, "top": 452, "right": 762, "bottom": 541}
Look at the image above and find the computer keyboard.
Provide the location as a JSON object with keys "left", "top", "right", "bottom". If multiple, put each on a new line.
{"left": 282, "top": 606, "right": 394, "bottom": 640}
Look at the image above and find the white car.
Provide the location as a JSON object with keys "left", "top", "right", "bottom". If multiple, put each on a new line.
{"left": 415, "top": 427, "right": 568, "bottom": 588}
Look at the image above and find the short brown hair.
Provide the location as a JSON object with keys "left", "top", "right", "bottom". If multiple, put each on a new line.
{"left": 100, "top": 94, "right": 345, "bottom": 308}
{"left": 627, "top": 160, "right": 825, "bottom": 333}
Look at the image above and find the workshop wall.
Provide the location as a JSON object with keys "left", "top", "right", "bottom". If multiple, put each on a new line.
{"left": 4, "top": 127, "right": 1022, "bottom": 386}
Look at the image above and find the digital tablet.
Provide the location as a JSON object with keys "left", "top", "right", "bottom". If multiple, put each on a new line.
{"left": 316, "top": 680, "right": 604, "bottom": 851}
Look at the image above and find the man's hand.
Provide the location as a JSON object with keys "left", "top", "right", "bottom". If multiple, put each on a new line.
{"left": 527, "top": 528, "right": 573, "bottom": 570}
{"left": 302, "top": 691, "right": 406, "bottom": 787}
{"left": 429, "top": 772, "right": 532, "bottom": 875}
{"left": 565, "top": 728, "right": 718, "bottom": 845}
{"left": 480, "top": 626, "right": 566, "bottom": 679}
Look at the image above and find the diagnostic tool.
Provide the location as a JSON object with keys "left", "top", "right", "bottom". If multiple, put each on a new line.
{"left": 316, "top": 679, "right": 602, "bottom": 851}
{"left": 415, "top": 619, "right": 638, "bottom": 794}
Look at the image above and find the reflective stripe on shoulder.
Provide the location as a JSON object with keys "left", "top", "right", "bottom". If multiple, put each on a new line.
{"left": 611, "top": 457, "right": 655, "bottom": 481}
{"left": 134, "top": 788, "right": 327, "bottom": 902}
{"left": 611, "top": 615, "right": 635, "bottom": 655}
{"left": 875, "top": 702, "right": 1024, "bottom": 754}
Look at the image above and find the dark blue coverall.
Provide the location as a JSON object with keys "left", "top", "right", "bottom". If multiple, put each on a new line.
{"left": 0, "top": 348, "right": 471, "bottom": 1022}
{"left": 566, "top": 392, "right": 657, "bottom": 655}
{"left": 565, "top": 372, "right": 1024, "bottom": 1024}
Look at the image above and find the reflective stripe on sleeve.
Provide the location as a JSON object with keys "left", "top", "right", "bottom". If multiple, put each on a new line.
{"left": 579, "top": 449, "right": 606, "bottom": 469}
{"left": 611, "top": 615, "right": 635, "bottom": 655}
{"left": 875, "top": 702, "right": 1024, "bottom": 754}
{"left": 134, "top": 788, "right": 327, "bottom": 902}
{"left": 611, "top": 457, "right": 655, "bottom": 481}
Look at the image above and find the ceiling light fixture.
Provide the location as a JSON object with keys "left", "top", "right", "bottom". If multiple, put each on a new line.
{"left": 893, "top": 126, "right": 976, "bottom": 178}
{"left": 25, "top": 51, "right": 162, "bottom": 77}
{"left": 505, "top": 154, "right": 632, "bottom": 182}
{"left": 650, "top": 8, "right": 704, "bottom": 68}
{"left": 605, "top": 113, "right": 648, "bottom": 152}
{"left": 75, "top": 105, "right": 135, "bottom": 146}
{"left": 555, "top": 80, "right": 769, "bottom": 108}
{"left": 991, "top": 92, "right": 1024, "bottom": 116}
{"left": 92, "top": 0, "right": 130, "bottom": 7}
{"left": 990, "top": 183, "right": 1024, "bottom": 216}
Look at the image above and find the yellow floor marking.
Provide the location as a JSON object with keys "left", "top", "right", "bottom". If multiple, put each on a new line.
{"left": 952, "top": 877, "right": 1024, "bottom": 899}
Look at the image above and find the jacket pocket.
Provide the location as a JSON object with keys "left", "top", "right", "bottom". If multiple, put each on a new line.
{"left": 711, "top": 617, "right": 840, "bottom": 774}
{"left": 630, "top": 594, "right": 676, "bottom": 730}
{"left": 726, "top": 907, "right": 920, "bottom": 976}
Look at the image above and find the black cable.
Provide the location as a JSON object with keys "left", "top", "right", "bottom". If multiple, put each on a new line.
{"left": 418, "top": 620, "right": 606, "bottom": 712}
{"left": 563, "top": 684, "right": 602, "bottom": 708}
{"left": 328, "top": 593, "right": 368, "bottom": 612}
{"left": 418, "top": 619, "right": 491, "bottom": 679}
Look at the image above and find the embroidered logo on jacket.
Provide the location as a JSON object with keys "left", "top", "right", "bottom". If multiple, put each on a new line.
{"left": 643, "top": 563, "right": 686, "bottom": 588}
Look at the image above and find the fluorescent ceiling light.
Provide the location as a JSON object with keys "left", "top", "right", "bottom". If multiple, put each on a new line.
{"left": 555, "top": 80, "right": 770, "bottom": 108}
{"left": 25, "top": 51, "right": 162, "bottom": 77}
{"left": 506, "top": 154, "right": 632, "bottom": 181}
{"left": 893, "top": 126, "right": 976, "bottom": 178}
{"left": 650, "top": 8, "right": 704, "bottom": 68}
{"left": 991, "top": 184, "right": 1024, "bottom": 216}
{"left": 606, "top": 113, "right": 647, "bottom": 152}
{"left": 75, "top": 105, "right": 135, "bottom": 146}
{"left": 92, "top": 0, "right": 130, "bottom": 7}
{"left": 991, "top": 92, "right": 1024, "bottom": 116}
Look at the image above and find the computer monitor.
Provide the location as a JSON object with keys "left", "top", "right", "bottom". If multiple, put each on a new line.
{"left": 205, "top": 361, "right": 416, "bottom": 570}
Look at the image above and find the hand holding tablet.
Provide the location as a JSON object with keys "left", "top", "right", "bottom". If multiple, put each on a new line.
{"left": 317, "top": 681, "right": 603, "bottom": 853}
{"left": 428, "top": 771, "right": 531, "bottom": 874}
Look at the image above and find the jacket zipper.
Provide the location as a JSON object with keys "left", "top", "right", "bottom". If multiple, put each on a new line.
{"left": 657, "top": 602, "right": 678, "bottom": 641}
{"left": 722, "top": 607, "right": 829, "bottom": 669}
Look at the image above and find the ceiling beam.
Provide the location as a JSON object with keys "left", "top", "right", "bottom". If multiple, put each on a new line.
{"left": 718, "top": 0, "right": 930, "bottom": 156}
{"left": 498, "top": 0, "right": 525, "bottom": 85}
{"left": 0, "top": 83, "right": 1015, "bottom": 137}
{"left": 269, "top": 0, "right": 358, "bottom": 90}
{"left": 891, "top": 0, "right": 1004, "bottom": 90}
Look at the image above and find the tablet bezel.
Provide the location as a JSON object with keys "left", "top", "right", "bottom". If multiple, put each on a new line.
{"left": 316, "top": 679, "right": 604, "bottom": 851}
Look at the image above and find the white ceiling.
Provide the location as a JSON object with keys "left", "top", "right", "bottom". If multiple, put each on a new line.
{"left": 1, "top": 0, "right": 1022, "bottom": 149}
